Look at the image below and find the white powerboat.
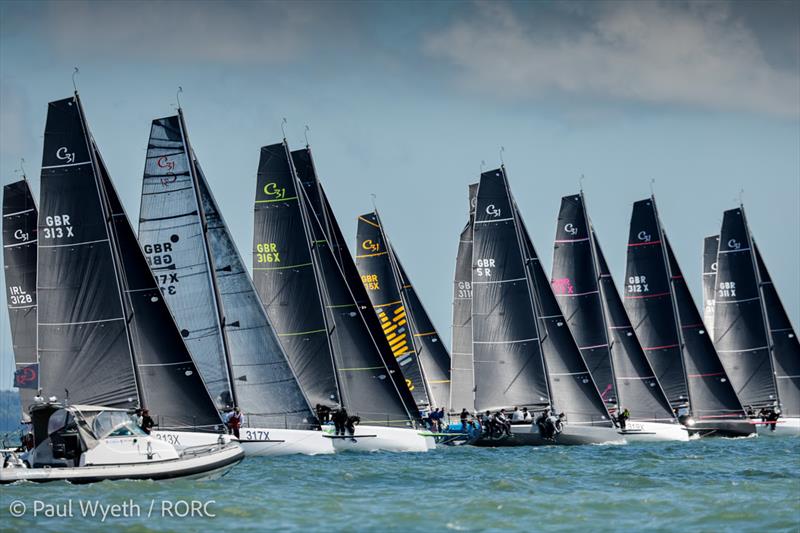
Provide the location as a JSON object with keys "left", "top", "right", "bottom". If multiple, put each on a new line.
{"left": 1, "top": 403, "right": 243, "bottom": 484}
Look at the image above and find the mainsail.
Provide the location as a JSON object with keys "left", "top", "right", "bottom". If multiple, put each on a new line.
{"left": 38, "top": 95, "right": 221, "bottom": 430}
{"left": 255, "top": 143, "right": 416, "bottom": 426}
{"left": 552, "top": 193, "right": 674, "bottom": 422}
{"left": 754, "top": 243, "right": 800, "bottom": 418}
{"left": 354, "top": 212, "right": 429, "bottom": 406}
{"left": 713, "top": 207, "right": 777, "bottom": 409}
{"left": 252, "top": 143, "right": 339, "bottom": 408}
{"left": 517, "top": 210, "right": 612, "bottom": 427}
{"left": 449, "top": 183, "right": 477, "bottom": 413}
{"left": 137, "top": 114, "right": 232, "bottom": 408}
{"left": 624, "top": 199, "right": 689, "bottom": 405}
{"left": 139, "top": 112, "right": 315, "bottom": 428}
{"left": 551, "top": 194, "right": 616, "bottom": 403}
{"left": 471, "top": 168, "right": 549, "bottom": 411}
{"left": 3, "top": 179, "right": 39, "bottom": 411}
{"left": 702, "top": 235, "right": 719, "bottom": 335}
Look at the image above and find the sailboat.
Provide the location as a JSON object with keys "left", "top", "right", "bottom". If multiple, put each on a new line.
{"left": 3, "top": 179, "right": 39, "bottom": 417}
{"left": 354, "top": 210, "right": 452, "bottom": 412}
{"left": 137, "top": 111, "right": 333, "bottom": 455}
{"left": 624, "top": 197, "right": 753, "bottom": 437}
{"left": 2, "top": 93, "right": 244, "bottom": 483}
{"left": 713, "top": 206, "right": 800, "bottom": 436}
{"left": 449, "top": 184, "right": 478, "bottom": 415}
{"left": 551, "top": 193, "right": 687, "bottom": 441}
{"left": 470, "top": 167, "right": 622, "bottom": 446}
{"left": 252, "top": 141, "right": 433, "bottom": 452}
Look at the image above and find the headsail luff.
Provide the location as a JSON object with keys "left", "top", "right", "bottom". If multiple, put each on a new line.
{"left": 355, "top": 212, "right": 429, "bottom": 407}
{"left": 3, "top": 179, "right": 39, "bottom": 412}
{"left": 754, "top": 243, "right": 800, "bottom": 418}
{"left": 623, "top": 198, "right": 689, "bottom": 405}
{"left": 713, "top": 207, "right": 778, "bottom": 410}
{"left": 449, "top": 183, "right": 477, "bottom": 413}
{"left": 38, "top": 94, "right": 221, "bottom": 430}
{"left": 471, "top": 168, "right": 550, "bottom": 411}
{"left": 701, "top": 235, "right": 719, "bottom": 336}
{"left": 252, "top": 143, "right": 340, "bottom": 409}
{"left": 137, "top": 114, "right": 233, "bottom": 409}
{"left": 551, "top": 193, "right": 616, "bottom": 403}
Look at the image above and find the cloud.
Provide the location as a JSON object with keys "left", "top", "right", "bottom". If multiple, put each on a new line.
{"left": 423, "top": 1, "right": 800, "bottom": 118}
{"left": 37, "top": 0, "right": 338, "bottom": 64}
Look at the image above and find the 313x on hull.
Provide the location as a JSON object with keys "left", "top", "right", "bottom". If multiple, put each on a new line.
{"left": 472, "top": 423, "right": 626, "bottom": 447}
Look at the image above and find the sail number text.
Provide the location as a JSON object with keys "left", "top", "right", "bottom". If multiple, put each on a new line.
{"left": 42, "top": 215, "right": 74, "bottom": 239}
{"left": 627, "top": 275, "right": 649, "bottom": 293}
{"left": 255, "top": 243, "right": 280, "bottom": 263}
{"left": 717, "top": 281, "right": 736, "bottom": 297}
{"left": 476, "top": 258, "right": 495, "bottom": 277}
{"left": 361, "top": 274, "right": 380, "bottom": 291}
{"left": 8, "top": 286, "right": 32, "bottom": 305}
{"left": 144, "top": 241, "right": 180, "bottom": 295}
{"left": 456, "top": 281, "right": 472, "bottom": 298}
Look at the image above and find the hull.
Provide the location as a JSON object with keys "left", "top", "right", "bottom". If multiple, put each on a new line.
{"left": 151, "top": 430, "right": 233, "bottom": 450}
{"left": 0, "top": 442, "right": 244, "bottom": 484}
{"left": 618, "top": 421, "right": 689, "bottom": 442}
{"left": 472, "top": 423, "right": 626, "bottom": 447}
{"left": 239, "top": 428, "right": 334, "bottom": 456}
{"left": 755, "top": 417, "right": 800, "bottom": 437}
{"left": 324, "top": 425, "right": 435, "bottom": 452}
{"left": 688, "top": 419, "right": 756, "bottom": 438}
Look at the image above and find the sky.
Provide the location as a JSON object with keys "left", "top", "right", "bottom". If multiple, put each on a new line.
{"left": 1, "top": 0, "right": 798, "bottom": 391}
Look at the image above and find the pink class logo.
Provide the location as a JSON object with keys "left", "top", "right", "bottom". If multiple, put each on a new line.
{"left": 552, "top": 277, "right": 574, "bottom": 295}
{"left": 157, "top": 156, "right": 178, "bottom": 187}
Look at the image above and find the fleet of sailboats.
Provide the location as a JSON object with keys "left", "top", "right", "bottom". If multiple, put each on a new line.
{"left": 1, "top": 91, "right": 798, "bottom": 481}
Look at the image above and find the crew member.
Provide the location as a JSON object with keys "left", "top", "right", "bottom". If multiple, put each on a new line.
{"left": 333, "top": 408, "right": 349, "bottom": 436}
{"left": 618, "top": 407, "right": 630, "bottom": 430}
{"left": 140, "top": 409, "right": 157, "bottom": 434}
{"left": 226, "top": 407, "right": 242, "bottom": 439}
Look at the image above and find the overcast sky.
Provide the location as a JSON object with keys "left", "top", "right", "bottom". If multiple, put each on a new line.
{"left": 1, "top": 0, "right": 798, "bottom": 389}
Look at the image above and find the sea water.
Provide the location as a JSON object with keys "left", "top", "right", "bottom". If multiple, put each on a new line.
{"left": 1, "top": 436, "right": 798, "bottom": 532}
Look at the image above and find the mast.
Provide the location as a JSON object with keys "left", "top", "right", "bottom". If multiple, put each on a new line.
{"left": 176, "top": 107, "right": 237, "bottom": 408}
{"left": 650, "top": 195, "right": 691, "bottom": 407}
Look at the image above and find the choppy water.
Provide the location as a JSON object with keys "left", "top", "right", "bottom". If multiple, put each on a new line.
{"left": 1, "top": 436, "right": 798, "bottom": 532}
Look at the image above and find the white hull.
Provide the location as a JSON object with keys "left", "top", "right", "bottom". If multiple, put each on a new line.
{"left": 151, "top": 430, "right": 233, "bottom": 450}
{"left": 618, "top": 421, "right": 690, "bottom": 442}
{"left": 239, "top": 428, "right": 334, "bottom": 456}
{"left": 0, "top": 442, "right": 244, "bottom": 484}
{"left": 756, "top": 417, "right": 800, "bottom": 436}
{"left": 325, "top": 425, "right": 435, "bottom": 452}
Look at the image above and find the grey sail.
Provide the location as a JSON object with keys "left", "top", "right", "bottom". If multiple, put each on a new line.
{"left": 450, "top": 183, "right": 477, "bottom": 413}
{"left": 755, "top": 243, "right": 800, "bottom": 418}
{"left": 37, "top": 96, "right": 138, "bottom": 408}
{"left": 291, "top": 147, "right": 420, "bottom": 423}
{"left": 664, "top": 235, "right": 747, "bottom": 422}
{"left": 196, "top": 165, "right": 316, "bottom": 428}
{"left": 516, "top": 207, "right": 612, "bottom": 427}
{"left": 702, "top": 235, "right": 719, "bottom": 336}
{"left": 137, "top": 114, "right": 232, "bottom": 409}
{"left": 714, "top": 207, "right": 777, "bottom": 410}
{"left": 551, "top": 194, "right": 616, "bottom": 403}
{"left": 3, "top": 179, "right": 39, "bottom": 411}
{"left": 252, "top": 143, "right": 339, "bottom": 409}
{"left": 38, "top": 95, "right": 222, "bottom": 431}
{"left": 624, "top": 199, "right": 689, "bottom": 405}
{"left": 354, "top": 212, "right": 429, "bottom": 407}
{"left": 471, "top": 168, "right": 550, "bottom": 411}
{"left": 594, "top": 234, "right": 676, "bottom": 423}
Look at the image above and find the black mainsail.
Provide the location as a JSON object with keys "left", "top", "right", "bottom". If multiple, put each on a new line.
{"left": 702, "top": 235, "right": 719, "bottom": 335}
{"left": 3, "top": 179, "right": 39, "bottom": 411}
{"left": 754, "top": 243, "right": 800, "bottom": 418}
{"left": 138, "top": 112, "right": 315, "bottom": 428}
{"left": 354, "top": 212, "right": 428, "bottom": 406}
{"left": 553, "top": 193, "right": 674, "bottom": 423}
{"left": 624, "top": 199, "right": 689, "bottom": 405}
{"left": 471, "top": 168, "right": 549, "bottom": 411}
{"left": 38, "top": 94, "right": 221, "bottom": 430}
{"left": 254, "top": 142, "right": 416, "bottom": 426}
{"left": 551, "top": 194, "right": 616, "bottom": 403}
{"left": 713, "top": 207, "right": 777, "bottom": 410}
{"left": 626, "top": 197, "right": 745, "bottom": 423}
{"left": 450, "top": 183, "right": 477, "bottom": 413}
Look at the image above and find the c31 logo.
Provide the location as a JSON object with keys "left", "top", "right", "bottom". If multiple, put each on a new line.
{"left": 637, "top": 230, "right": 651, "bottom": 242}
{"left": 486, "top": 204, "right": 501, "bottom": 218}
{"left": 727, "top": 239, "right": 741, "bottom": 250}
{"left": 361, "top": 239, "right": 380, "bottom": 253}
{"left": 56, "top": 147, "right": 75, "bottom": 164}
{"left": 564, "top": 223, "right": 578, "bottom": 236}
{"left": 263, "top": 182, "right": 286, "bottom": 200}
